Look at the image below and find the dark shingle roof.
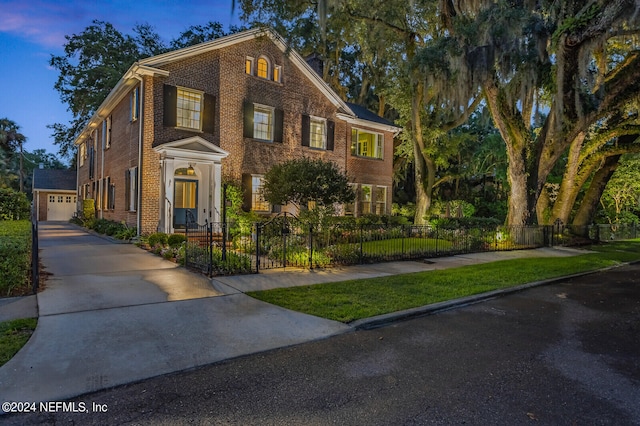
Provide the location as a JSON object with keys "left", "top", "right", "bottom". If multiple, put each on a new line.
{"left": 346, "top": 102, "right": 397, "bottom": 127}
{"left": 32, "top": 169, "right": 76, "bottom": 191}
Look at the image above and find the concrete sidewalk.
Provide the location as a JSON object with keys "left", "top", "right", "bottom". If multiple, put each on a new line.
{"left": 0, "top": 222, "right": 589, "bottom": 407}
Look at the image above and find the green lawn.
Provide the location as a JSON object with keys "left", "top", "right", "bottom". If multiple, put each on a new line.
{"left": 0, "top": 318, "right": 37, "bottom": 367}
{"left": 248, "top": 240, "right": 640, "bottom": 323}
{"left": 359, "top": 237, "right": 453, "bottom": 254}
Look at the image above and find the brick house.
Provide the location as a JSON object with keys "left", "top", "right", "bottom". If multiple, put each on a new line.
{"left": 74, "top": 28, "right": 400, "bottom": 235}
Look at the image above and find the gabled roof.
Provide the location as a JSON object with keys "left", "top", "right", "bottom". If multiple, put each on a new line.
{"left": 74, "top": 27, "right": 400, "bottom": 146}
{"left": 32, "top": 169, "right": 76, "bottom": 191}
{"left": 346, "top": 102, "right": 396, "bottom": 127}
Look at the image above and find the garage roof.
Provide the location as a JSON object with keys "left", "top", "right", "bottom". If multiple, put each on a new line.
{"left": 33, "top": 169, "right": 76, "bottom": 191}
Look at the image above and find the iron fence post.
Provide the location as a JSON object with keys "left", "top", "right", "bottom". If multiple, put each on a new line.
{"left": 185, "top": 219, "right": 189, "bottom": 269}
{"left": 359, "top": 224, "right": 364, "bottom": 264}
{"left": 208, "top": 221, "right": 213, "bottom": 277}
{"left": 31, "top": 219, "right": 39, "bottom": 294}
{"left": 309, "top": 223, "right": 314, "bottom": 270}
{"left": 255, "top": 223, "right": 260, "bottom": 273}
{"left": 435, "top": 225, "right": 439, "bottom": 256}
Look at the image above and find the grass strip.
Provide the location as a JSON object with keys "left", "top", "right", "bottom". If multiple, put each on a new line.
{"left": 248, "top": 241, "right": 640, "bottom": 323}
{"left": 0, "top": 318, "right": 37, "bottom": 367}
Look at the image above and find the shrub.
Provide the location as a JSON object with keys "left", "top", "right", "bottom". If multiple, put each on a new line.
{"left": 147, "top": 232, "right": 168, "bottom": 247}
{"left": 167, "top": 233, "right": 187, "bottom": 248}
{"left": 82, "top": 199, "right": 95, "bottom": 220}
{"left": 0, "top": 220, "right": 31, "bottom": 295}
{"left": 0, "top": 189, "right": 30, "bottom": 221}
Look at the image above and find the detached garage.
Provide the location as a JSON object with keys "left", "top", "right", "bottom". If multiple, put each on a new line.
{"left": 32, "top": 169, "right": 77, "bottom": 222}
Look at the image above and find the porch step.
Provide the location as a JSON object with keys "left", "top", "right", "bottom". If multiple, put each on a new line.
{"left": 184, "top": 232, "right": 233, "bottom": 249}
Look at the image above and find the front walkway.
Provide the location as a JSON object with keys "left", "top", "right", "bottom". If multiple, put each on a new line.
{"left": 0, "top": 223, "right": 590, "bottom": 408}
{"left": 0, "top": 223, "right": 348, "bottom": 407}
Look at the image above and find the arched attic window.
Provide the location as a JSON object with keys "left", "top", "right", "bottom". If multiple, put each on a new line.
{"left": 257, "top": 56, "right": 270, "bottom": 79}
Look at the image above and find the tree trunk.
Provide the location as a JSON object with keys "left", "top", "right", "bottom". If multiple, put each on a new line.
{"left": 411, "top": 82, "right": 434, "bottom": 225}
{"left": 505, "top": 144, "right": 533, "bottom": 226}
{"left": 549, "top": 132, "right": 586, "bottom": 225}
{"left": 572, "top": 154, "right": 621, "bottom": 228}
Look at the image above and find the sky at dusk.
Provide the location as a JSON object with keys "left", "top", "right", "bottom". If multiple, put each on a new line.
{"left": 0, "top": 0, "right": 241, "bottom": 158}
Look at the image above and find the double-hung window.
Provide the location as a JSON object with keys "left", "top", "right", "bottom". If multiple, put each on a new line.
{"left": 309, "top": 117, "right": 326, "bottom": 149}
{"left": 176, "top": 88, "right": 203, "bottom": 131}
{"left": 79, "top": 142, "right": 86, "bottom": 167}
{"left": 125, "top": 167, "right": 138, "bottom": 212}
{"left": 361, "top": 185, "right": 372, "bottom": 214}
{"left": 351, "top": 129, "right": 384, "bottom": 159}
{"left": 131, "top": 87, "right": 140, "bottom": 121}
{"left": 375, "top": 186, "right": 387, "bottom": 215}
{"left": 251, "top": 175, "right": 270, "bottom": 212}
{"left": 253, "top": 105, "right": 274, "bottom": 141}
{"left": 105, "top": 116, "right": 112, "bottom": 149}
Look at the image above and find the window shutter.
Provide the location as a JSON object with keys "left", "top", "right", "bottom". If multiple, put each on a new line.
{"left": 301, "top": 115, "right": 310, "bottom": 147}
{"left": 243, "top": 102, "right": 254, "bottom": 138}
{"left": 241, "top": 173, "right": 252, "bottom": 211}
{"left": 133, "top": 167, "right": 139, "bottom": 211}
{"left": 274, "top": 108, "right": 284, "bottom": 143}
{"left": 163, "top": 84, "right": 177, "bottom": 127}
{"left": 326, "top": 120, "right": 335, "bottom": 151}
{"left": 89, "top": 147, "right": 95, "bottom": 179}
{"left": 203, "top": 93, "right": 215, "bottom": 134}
{"left": 125, "top": 169, "right": 130, "bottom": 210}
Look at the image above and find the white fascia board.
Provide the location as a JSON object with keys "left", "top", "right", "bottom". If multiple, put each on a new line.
{"left": 139, "top": 27, "right": 354, "bottom": 115}
{"left": 336, "top": 113, "right": 402, "bottom": 135}
{"left": 74, "top": 63, "right": 170, "bottom": 146}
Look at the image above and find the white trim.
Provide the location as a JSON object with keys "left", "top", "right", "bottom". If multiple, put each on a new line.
{"left": 337, "top": 113, "right": 402, "bottom": 134}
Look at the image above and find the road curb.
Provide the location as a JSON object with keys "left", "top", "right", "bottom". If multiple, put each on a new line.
{"left": 349, "top": 261, "right": 635, "bottom": 330}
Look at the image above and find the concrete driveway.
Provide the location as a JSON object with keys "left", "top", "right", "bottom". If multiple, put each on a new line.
{"left": 0, "top": 223, "right": 349, "bottom": 406}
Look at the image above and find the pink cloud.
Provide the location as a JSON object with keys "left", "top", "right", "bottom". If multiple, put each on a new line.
{"left": 0, "top": 1, "right": 86, "bottom": 48}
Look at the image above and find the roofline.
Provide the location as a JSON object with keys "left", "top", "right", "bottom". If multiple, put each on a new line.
{"left": 74, "top": 63, "right": 170, "bottom": 146}
{"left": 139, "top": 27, "right": 354, "bottom": 114}
{"left": 336, "top": 113, "right": 402, "bottom": 135}
{"left": 74, "top": 27, "right": 389, "bottom": 147}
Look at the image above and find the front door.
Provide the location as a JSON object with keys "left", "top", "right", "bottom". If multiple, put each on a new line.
{"left": 174, "top": 179, "right": 198, "bottom": 228}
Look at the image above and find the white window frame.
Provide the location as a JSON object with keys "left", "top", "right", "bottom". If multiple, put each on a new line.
{"left": 375, "top": 186, "right": 387, "bottom": 215}
{"left": 176, "top": 87, "right": 204, "bottom": 131}
{"left": 361, "top": 184, "right": 372, "bottom": 215}
{"left": 131, "top": 87, "right": 139, "bottom": 121}
{"left": 253, "top": 104, "right": 274, "bottom": 142}
{"left": 251, "top": 175, "right": 270, "bottom": 212}
{"left": 309, "top": 116, "right": 327, "bottom": 149}
{"left": 257, "top": 56, "right": 270, "bottom": 79}
{"left": 79, "top": 142, "right": 86, "bottom": 167}
{"left": 105, "top": 116, "right": 112, "bottom": 149}
{"left": 273, "top": 65, "right": 282, "bottom": 83}
{"left": 126, "top": 167, "right": 138, "bottom": 212}
{"left": 351, "top": 128, "right": 384, "bottom": 160}
{"left": 245, "top": 56, "right": 255, "bottom": 75}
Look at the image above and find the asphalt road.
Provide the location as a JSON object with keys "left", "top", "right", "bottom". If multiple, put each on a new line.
{"left": 6, "top": 263, "right": 640, "bottom": 425}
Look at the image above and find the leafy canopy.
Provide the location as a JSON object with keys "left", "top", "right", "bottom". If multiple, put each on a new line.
{"left": 262, "top": 157, "right": 355, "bottom": 208}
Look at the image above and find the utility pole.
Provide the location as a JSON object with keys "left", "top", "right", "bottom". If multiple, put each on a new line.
{"left": 19, "top": 140, "right": 24, "bottom": 193}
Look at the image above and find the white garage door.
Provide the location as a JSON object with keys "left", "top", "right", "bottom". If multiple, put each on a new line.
{"left": 47, "top": 194, "right": 76, "bottom": 221}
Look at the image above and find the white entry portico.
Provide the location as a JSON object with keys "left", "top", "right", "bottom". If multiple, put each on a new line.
{"left": 153, "top": 136, "right": 229, "bottom": 233}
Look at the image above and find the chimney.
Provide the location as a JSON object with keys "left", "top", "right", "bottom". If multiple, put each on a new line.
{"left": 305, "top": 53, "right": 324, "bottom": 77}
{"left": 39, "top": 163, "right": 44, "bottom": 169}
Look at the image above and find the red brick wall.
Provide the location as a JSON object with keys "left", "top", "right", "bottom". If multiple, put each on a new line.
{"left": 77, "top": 33, "right": 397, "bottom": 234}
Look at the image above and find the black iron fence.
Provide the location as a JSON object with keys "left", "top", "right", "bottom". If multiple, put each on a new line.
{"left": 185, "top": 214, "right": 637, "bottom": 276}
{"left": 31, "top": 214, "right": 39, "bottom": 294}
{"left": 183, "top": 216, "right": 639, "bottom": 277}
